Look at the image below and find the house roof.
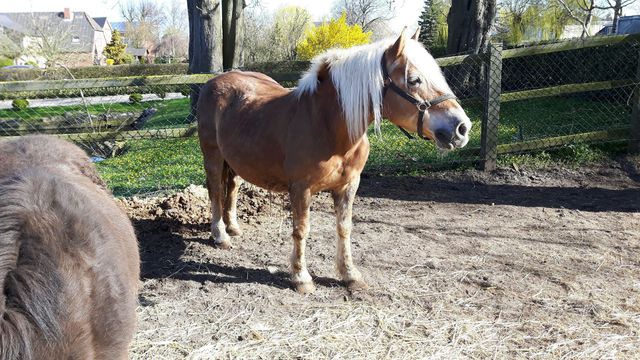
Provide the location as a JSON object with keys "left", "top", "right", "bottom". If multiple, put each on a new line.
{"left": 111, "top": 21, "right": 126, "bottom": 33}
{"left": 0, "top": 11, "right": 104, "bottom": 53}
{"left": 0, "top": 14, "right": 28, "bottom": 33}
{"left": 93, "top": 17, "right": 108, "bottom": 28}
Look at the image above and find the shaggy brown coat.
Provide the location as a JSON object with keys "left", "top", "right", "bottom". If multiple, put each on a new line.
{"left": 0, "top": 135, "right": 140, "bottom": 360}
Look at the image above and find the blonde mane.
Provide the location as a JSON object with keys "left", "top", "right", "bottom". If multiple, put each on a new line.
{"left": 294, "top": 38, "right": 451, "bottom": 142}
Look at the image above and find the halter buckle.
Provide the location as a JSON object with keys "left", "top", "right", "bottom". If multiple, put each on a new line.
{"left": 417, "top": 102, "right": 429, "bottom": 112}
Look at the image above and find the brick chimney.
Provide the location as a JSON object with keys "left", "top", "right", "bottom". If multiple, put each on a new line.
{"left": 63, "top": 8, "right": 73, "bottom": 21}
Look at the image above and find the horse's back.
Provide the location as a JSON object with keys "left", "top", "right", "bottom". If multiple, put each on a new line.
{"left": 197, "top": 70, "right": 290, "bottom": 128}
{"left": 0, "top": 136, "right": 139, "bottom": 360}
{"left": 0, "top": 135, "right": 107, "bottom": 190}
{"left": 197, "top": 71, "right": 295, "bottom": 190}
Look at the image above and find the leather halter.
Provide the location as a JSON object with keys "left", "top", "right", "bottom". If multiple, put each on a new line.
{"left": 381, "top": 54, "right": 458, "bottom": 140}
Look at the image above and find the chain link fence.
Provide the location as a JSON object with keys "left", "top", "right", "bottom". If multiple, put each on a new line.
{"left": 1, "top": 35, "right": 638, "bottom": 196}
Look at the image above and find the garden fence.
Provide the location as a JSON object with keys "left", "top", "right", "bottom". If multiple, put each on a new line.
{"left": 0, "top": 34, "right": 638, "bottom": 195}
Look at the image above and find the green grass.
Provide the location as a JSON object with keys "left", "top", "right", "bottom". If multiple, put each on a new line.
{"left": 499, "top": 96, "right": 629, "bottom": 143}
{"left": 6, "top": 95, "right": 629, "bottom": 195}
{"left": 95, "top": 137, "right": 204, "bottom": 196}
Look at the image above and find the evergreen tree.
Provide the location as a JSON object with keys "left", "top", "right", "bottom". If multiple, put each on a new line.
{"left": 103, "top": 30, "right": 129, "bottom": 65}
{"left": 417, "top": 0, "right": 439, "bottom": 51}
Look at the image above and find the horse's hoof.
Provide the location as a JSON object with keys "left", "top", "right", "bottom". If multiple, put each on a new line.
{"left": 226, "top": 225, "right": 242, "bottom": 237}
{"left": 211, "top": 236, "right": 232, "bottom": 249}
{"left": 347, "top": 280, "right": 368, "bottom": 292}
{"left": 294, "top": 282, "right": 316, "bottom": 294}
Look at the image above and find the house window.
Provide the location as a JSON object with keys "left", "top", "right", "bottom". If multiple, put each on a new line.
{"left": 72, "top": 36, "right": 80, "bottom": 43}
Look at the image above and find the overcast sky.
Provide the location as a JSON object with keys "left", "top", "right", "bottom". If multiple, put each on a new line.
{"left": 0, "top": 0, "right": 425, "bottom": 33}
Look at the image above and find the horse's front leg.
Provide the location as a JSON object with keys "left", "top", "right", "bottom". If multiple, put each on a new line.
{"left": 332, "top": 176, "right": 367, "bottom": 291}
{"left": 289, "top": 183, "right": 315, "bottom": 294}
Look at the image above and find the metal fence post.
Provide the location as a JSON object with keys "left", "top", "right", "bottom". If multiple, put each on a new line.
{"left": 480, "top": 42, "right": 502, "bottom": 171}
{"left": 629, "top": 49, "right": 640, "bottom": 153}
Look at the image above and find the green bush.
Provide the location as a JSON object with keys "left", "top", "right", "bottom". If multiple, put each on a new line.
{"left": 12, "top": 98, "right": 29, "bottom": 111}
{"left": 0, "top": 63, "right": 189, "bottom": 82}
{"left": 0, "top": 56, "right": 13, "bottom": 68}
{"left": 129, "top": 93, "right": 143, "bottom": 103}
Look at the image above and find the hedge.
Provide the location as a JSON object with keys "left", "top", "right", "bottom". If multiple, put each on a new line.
{"left": 0, "top": 63, "right": 189, "bottom": 82}
{"left": 0, "top": 61, "right": 312, "bottom": 83}
{"left": 0, "top": 61, "right": 312, "bottom": 100}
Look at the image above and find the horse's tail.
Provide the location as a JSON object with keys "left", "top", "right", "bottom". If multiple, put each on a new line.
{"left": 0, "top": 172, "right": 64, "bottom": 360}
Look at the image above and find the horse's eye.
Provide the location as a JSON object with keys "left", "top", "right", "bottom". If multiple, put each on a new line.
{"left": 408, "top": 76, "right": 422, "bottom": 87}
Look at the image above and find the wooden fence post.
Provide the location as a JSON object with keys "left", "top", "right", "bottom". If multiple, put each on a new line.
{"left": 629, "top": 49, "right": 640, "bottom": 153}
{"left": 480, "top": 42, "right": 502, "bottom": 171}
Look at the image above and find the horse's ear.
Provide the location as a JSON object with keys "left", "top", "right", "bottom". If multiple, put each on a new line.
{"left": 411, "top": 27, "right": 420, "bottom": 41}
{"left": 390, "top": 27, "right": 408, "bottom": 58}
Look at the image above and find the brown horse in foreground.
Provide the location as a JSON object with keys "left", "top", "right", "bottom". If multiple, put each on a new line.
{"left": 197, "top": 29, "right": 471, "bottom": 294}
{"left": 0, "top": 136, "right": 140, "bottom": 359}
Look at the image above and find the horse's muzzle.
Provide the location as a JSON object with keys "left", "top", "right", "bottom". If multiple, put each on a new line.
{"left": 434, "top": 119, "right": 471, "bottom": 150}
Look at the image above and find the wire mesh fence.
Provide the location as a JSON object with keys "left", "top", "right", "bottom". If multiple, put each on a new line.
{"left": 0, "top": 35, "right": 638, "bottom": 196}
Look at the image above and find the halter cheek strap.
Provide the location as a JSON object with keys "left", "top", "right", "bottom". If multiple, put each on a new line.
{"left": 380, "top": 55, "right": 458, "bottom": 141}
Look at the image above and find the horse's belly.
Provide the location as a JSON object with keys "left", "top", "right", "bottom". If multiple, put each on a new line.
{"left": 225, "top": 155, "right": 354, "bottom": 194}
{"left": 223, "top": 155, "right": 289, "bottom": 192}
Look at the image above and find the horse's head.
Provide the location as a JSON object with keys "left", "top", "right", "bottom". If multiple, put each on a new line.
{"left": 381, "top": 29, "right": 471, "bottom": 150}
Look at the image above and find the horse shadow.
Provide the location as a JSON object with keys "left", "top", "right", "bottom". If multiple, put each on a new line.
{"left": 358, "top": 173, "right": 640, "bottom": 213}
{"left": 134, "top": 217, "right": 342, "bottom": 296}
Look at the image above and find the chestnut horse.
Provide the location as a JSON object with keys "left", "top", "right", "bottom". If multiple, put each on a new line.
{"left": 197, "top": 29, "right": 471, "bottom": 293}
{"left": 0, "top": 135, "right": 140, "bottom": 359}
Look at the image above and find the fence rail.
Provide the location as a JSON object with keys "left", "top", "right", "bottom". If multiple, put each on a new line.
{"left": 0, "top": 33, "right": 637, "bottom": 196}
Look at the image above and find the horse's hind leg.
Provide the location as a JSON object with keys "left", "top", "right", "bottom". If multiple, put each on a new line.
{"left": 289, "top": 183, "right": 315, "bottom": 294}
{"left": 223, "top": 165, "right": 243, "bottom": 236}
{"left": 203, "top": 150, "right": 232, "bottom": 249}
{"left": 332, "top": 176, "right": 367, "bottom": 291}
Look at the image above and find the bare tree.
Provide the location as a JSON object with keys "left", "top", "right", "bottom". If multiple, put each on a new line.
{"left": 554, "top": 0, "right": 612, "bottom": 37}
{"left": 271, "top": 6, "right": 312, "bottom": 60}
{"left": 155, "top": 0, "right": 189, "bottom": 61}
{"left": 331, "top": 0, "right": 395, "bottom": 32}
{"left": 24, "top": 14, "right": 74, "bottom": 66}
{"left": 165, "top": 0, "right": 188, "bottom": 33}
{"left": 242, "top": 5, "right": 311, "bottom": 62}
{"left": 242, "top": 3, "right": 274, "bottom": 62}
{"left": 120, "top": 0, "right": 166, "bottom": 48}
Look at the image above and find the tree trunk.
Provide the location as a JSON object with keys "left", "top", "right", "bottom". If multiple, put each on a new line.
{"left": 446, "top": 0, "right": 497, "bottom": 98}
{"left": 222, "top": 0, "right": 245, "bottom": 69}
{"left": 446, "top": 0, "right": 496, "bottom": 55}
{"left": 612, "top": 0, "right": 622, "bottom": 34}
{"left": 582, "top": 11, "right": 593, "bottom": 37}
{"left": 187, "top": 0, "right": 222, "bottom": 120}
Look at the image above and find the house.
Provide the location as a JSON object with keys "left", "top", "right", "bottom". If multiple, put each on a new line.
{"left": 596, "top": 16, "right": 640, "bottom": 35}
{"left": 0, "top": 8, "right": 112, "bottom": 67}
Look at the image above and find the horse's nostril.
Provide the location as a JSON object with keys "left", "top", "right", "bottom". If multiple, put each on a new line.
{"left": 457, "top": 123, "right": 468, "bottom": 137}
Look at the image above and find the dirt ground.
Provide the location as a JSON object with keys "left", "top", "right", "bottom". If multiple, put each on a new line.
{"left": 122, "top": 157, "right": 640, "bottom": 359}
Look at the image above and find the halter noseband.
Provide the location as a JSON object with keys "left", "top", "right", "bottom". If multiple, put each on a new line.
{"left": 381, "top": 54, "right": 458, "bottom": 140}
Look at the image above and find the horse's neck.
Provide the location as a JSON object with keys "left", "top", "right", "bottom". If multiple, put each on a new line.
{"left": 301, "top": 83, "right": 371, "bottom": 153}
